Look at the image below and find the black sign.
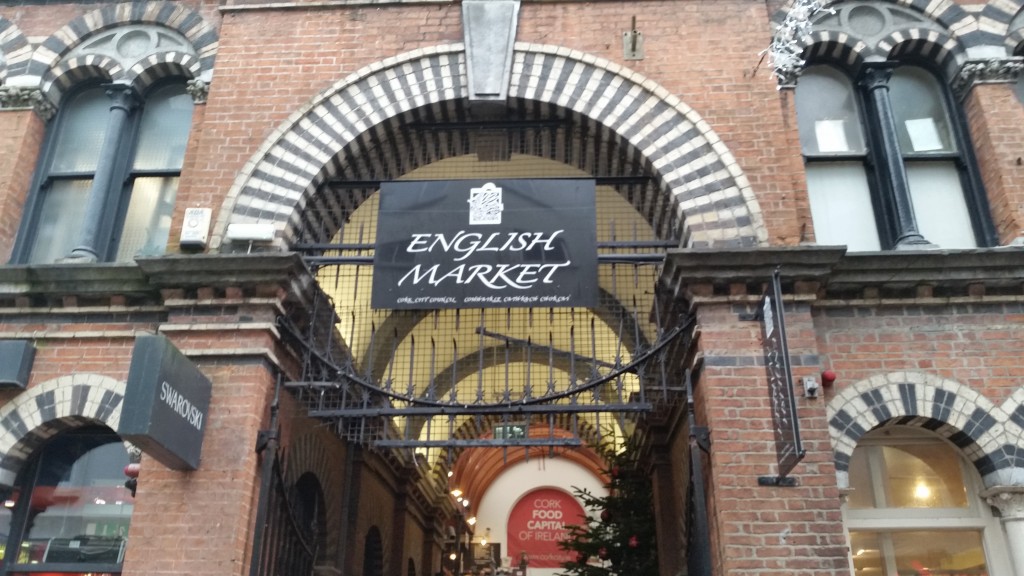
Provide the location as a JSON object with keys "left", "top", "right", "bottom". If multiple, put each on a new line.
{"left": 371, "top": 179, "right": 598, "bottom": 309}
{"left": 118, "top": 334, "right": 212, "bottom": 471}
{"left": 760, "top": 269, "right": 804, "bottom": 482}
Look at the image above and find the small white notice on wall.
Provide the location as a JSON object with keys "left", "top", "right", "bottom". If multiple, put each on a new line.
{"left": 814, "top": 120, "right": 849, "bottom": 153}
{"left": 905, "top": 118, "right": 944, "bottom": 152}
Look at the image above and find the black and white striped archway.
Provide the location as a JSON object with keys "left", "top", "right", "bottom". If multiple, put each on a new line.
{"left": 216, "top": 43, "right": 767, "bottom": 250}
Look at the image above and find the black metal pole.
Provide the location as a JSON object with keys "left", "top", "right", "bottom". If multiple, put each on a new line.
{"left": 685, "top": 370, "right": 712, "bottom": 576}
{"left": 248, "top": 374, "right": 282, "bottom": 576}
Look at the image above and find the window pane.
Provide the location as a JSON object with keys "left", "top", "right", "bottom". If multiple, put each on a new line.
{"left": 27, "top": 179, "right": 91, "bottom": 264}
{"left": 132, "top": 84, "right": 194, "bottom": 170}
{"left": 890, "top": 67, "right": 955, "bottom": 154}
{"left": 906, "top": 162, "right": 977, "bottom": 249}
{"left": 21, "top": 435, "right": 133, "bottom": 566}
{"left": 51, "top": 87, "right": 110, "bottom": 174}
{"left": 0, "top": 490, "right": 15, "bottom": 564}
{"left": 116, "top": 176, "right": 179, "bottom": 261}
{"left": 850, "top": 441, "right": 968, "bottom": 509}
{"left": 851, "top": 531, "right": 988, "bottom": 576}
{"left": 849, "top": 531, "right": 884, "bottom": 574}
{"left": 847, "top": 446, "right": 876, "bottom": 509}
{"left": 806, "top": 162, "right": 881, "bottom": 251}
{"left": 795, "top": 66, "right": 866, "bottom": 155}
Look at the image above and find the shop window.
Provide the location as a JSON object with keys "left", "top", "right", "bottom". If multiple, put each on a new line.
{"left": 14, "top": 81, "right": 193, "bottom": 264}
{"left": 796, "top": 64, "right": 994, "bottom": 251}
{"left": 0, "top": 427, "right": 134, "bottom": 575}
{"left": 845, "top": 428, "right": 1009, "bottom": 575}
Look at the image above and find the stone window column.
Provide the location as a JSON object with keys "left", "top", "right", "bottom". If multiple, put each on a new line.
{"left": 66, "top": 83, "right": 138, "bottom": 262}
{"left": 858, "top": 63, "right": 931, "bottom": 249}
{"left": 982, "top": 486, "right": 1024, "bottom": 576}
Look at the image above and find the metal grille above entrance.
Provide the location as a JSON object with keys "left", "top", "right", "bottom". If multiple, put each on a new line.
{"left": 282, "top": 153, "right": 690, "bottom": 457}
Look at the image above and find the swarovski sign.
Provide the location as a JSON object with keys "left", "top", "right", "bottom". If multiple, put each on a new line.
{"left": 119, "top": 334, "right": 212, "bottom": 471}
{"left": 372, "top": 179, "right": 598, "bottom": 309}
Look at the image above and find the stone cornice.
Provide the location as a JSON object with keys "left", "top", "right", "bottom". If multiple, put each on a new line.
{"left": 662, "top": 246, "right": 1024, "bottom": 302}
{"left": 952, "top": 57, "right": 1024, "bottom": 101}
{"left": 0, "top": 85, "right": 56, "bottom": 121}
{"left": 0, "top": 253, "right": 318, "bottom": 308}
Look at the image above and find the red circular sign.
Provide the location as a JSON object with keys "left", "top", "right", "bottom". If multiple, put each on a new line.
{"left": 506, "top": 488, "right": 586, "bottom": 568}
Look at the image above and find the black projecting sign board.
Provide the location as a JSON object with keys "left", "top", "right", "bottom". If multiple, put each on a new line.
{"left": 118, "top": 334, "right": 211, "bottom": 471}
{"left": 372, "top": 179, "right": 598, "bottom": 309}
{"left": 759, "top": 269, "right": 805, "bottom": 485}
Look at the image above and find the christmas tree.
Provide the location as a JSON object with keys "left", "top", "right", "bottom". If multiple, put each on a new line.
{"left": 557, "top": 442, "right": 658, "bottom": 576}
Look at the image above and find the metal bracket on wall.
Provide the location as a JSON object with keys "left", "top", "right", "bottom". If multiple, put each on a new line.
{"left": 690, "top": 425, "right": 711, "bottom": 454}
{"left": 758, "top": 475, "right": 799, "bottom": 487}
{"left": 623, "top": 16, "right": 643, "bottom": 60}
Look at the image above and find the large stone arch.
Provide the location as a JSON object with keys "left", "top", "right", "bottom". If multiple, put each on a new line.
{"left": 216, "top": 43, "right": 766, "bottom": 250}
{"left": 0, "top": 373, "right": 126, "bottom": 487}
{"left": 827, "top": 371, "right": 1024, "bottom": 489}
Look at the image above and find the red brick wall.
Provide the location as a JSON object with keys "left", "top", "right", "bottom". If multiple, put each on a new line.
{"left": 124, "top": 357, "right": 275, "bottom": 576}
{"left": 0, "top": 109, "right": 44, "bottom": 262}
{"left": 814, "top": 303, "right": 1024, "bottom": 407}
{"left": 695, "top": 301, "right": 849, "bottom": 576}
{"left": 963, "top": 83, "right": 1024, "bottom": 244}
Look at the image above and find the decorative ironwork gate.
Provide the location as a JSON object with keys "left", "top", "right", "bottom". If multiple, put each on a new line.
{"left": 280, "top": 183, "right": 692, "bottom": 456}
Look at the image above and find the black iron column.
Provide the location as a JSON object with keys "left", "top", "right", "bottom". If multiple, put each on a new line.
{"left": 67, "top": 83, "right": 138, "bottom": 262}
{"left": 859, "top": 63, "right": 933, "bottom": 250}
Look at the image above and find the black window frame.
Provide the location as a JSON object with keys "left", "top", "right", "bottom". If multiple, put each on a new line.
{"left": 11, "top": 77, "right": 192, "bottom": 264}
{"left": 797, "top": 60, "right": 998, "bottom": 250}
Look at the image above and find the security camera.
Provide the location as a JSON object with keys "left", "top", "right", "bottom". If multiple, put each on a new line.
{"left": 802, "top": 376, "right": 820, "bottom": 399}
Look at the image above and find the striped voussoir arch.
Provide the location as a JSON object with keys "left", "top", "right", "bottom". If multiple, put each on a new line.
{"left": 26, "top": 1, "right": 216, "bottom": 101}
{"left": 828, "top": 372, "right": 1024, "bottom": 488}
{"left": 0, "top": 373, "right": 126, "bottom": 488}
{"left": 880, "top": 28, "right": 966, "bottom": 75}
{"left": 127, "top": 51, "right": 203, "bottom": 93}
{"left": 218, "top": 44, "right": 765, "bottom": 250}
{"left": 773, "top": 0, "right": 985, "bottom": 40}
{"left": 800, "top": 31, "right": 869, "bottom": 69}
{"left": 0, "top": 17, "right": 31, "bottom": 84}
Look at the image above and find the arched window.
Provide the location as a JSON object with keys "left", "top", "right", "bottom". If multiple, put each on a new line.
{"left": 845, "top": 428, "right": 1010, "bottom": 575}
{"left": 796, "top": 63, "right": 994, "bottom": 251}
{"left": 14, "top": 80, "right": 193, "bottom": 264}
{"left": 363, "top": 526, "right": 384, "bottom": 576}
{"left": 0, "top": 426, "right": 135, "bottom": 575}
{"left": 796, "top": 65, "right": 879, "bottom": 251}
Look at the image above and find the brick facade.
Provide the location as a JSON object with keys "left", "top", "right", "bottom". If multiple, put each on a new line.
{"left": 0, "top": 1, "right": 1023, "bottom": 575}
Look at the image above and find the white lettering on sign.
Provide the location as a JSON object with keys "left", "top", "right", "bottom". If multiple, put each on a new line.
{"left": 405, "top": 230, "right": 564, "bottom": 261}
{"left": 396, "top": 229, "right": 570, "bottom": 291}
{"left": 160, "top": 381, "right": 204, "bottom": 431}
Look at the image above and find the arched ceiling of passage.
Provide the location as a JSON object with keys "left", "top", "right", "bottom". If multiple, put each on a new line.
{"left": 217, "top": 44, "right": 766, "bottom": 251}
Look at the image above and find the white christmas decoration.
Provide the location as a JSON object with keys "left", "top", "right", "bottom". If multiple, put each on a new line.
{"left": 764, "top": 0, "right": 835, "bottom": 85}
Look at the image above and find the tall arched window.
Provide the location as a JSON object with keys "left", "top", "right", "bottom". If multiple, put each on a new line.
{"left": 845, "top": 428, "right": 1010, "bottom": 575}
{"left": 14, "top": 80, "right": 193, "bottom": 264}
{"left": 796, "top": 63, "right": 995, "bottom": 251}
{"left": 795, "top": 65, "right": 879, "bottom": 251}
{"left": 0, "top": 426, "right": 135, "bottom": 575}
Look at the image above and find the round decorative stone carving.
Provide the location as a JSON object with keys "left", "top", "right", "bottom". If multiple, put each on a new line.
{"left": 116, "top": 29, "right": 154, "bottom": 60}
{"left": 847, "top": 5, "right": 886, "bottom": 37}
